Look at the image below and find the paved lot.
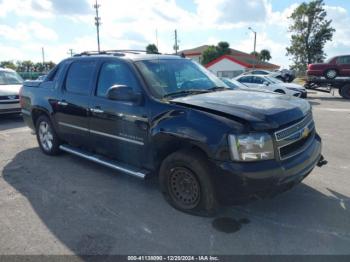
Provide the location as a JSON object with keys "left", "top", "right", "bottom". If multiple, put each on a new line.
{"left": 0, "top": 91, "right": 349, "bottom": 255}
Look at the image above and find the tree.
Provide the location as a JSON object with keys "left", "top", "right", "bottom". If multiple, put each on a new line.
{"left": 201, "top": 42, "right": 231, "bottom": 65}
{"left": 250, "top": 51, "right": 260, "bottom": 58}
{"left": 286, "top": 0, "right": 335, "bottom": 73}
{"left": 259, "top": 49, "right": 272, "bottom": 61}
{"left": 0, "top": 61, "right": 17, "bottom": 70}
{"left": 146, "top": 44, "right": 158, "bottom": 54}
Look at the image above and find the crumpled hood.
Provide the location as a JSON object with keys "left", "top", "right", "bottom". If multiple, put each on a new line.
{"left": 171, "top": 89, "right": 311, "bottom": 130}
{"left": 0, "top": 84, "right": 21, "bottom": 96}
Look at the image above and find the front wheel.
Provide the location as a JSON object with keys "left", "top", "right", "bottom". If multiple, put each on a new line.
{"left": 35, "top": 115, "right": 61, "bottom": 155}
{"left": 324, "top": 69, "right": 337, "bottom": 79}
{"left": 159, "top": 149, "right": 218, "bottom": 216}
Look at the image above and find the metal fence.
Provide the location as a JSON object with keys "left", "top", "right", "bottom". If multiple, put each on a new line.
{"left": 18, "top": 72, "right": 43, "bottom": 80}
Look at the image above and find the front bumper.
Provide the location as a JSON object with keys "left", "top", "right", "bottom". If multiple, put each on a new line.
{"left": 0, "top": 101, "right": 21, "bottom": 115}
{"left": 211, "top": 134, "right": 322, "bottom": 205}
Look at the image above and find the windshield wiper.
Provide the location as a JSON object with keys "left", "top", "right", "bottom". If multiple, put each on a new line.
{"left": 207, "top": 86, "right": 228, "bottom": 91}
{"left": 163, "top": 89, "right": 210, "bottom": 98}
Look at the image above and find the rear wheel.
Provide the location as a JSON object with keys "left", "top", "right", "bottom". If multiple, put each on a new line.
{"left": 324, "top": 69, "right": 337, "bottom": 79}
{"left": 35, "top": 115, "right": 61, "bottom": 155}
{"left": 340, "top": 85, "right": 350, "bottom": 99}
{"left": 159, "top": 149, "right": 217, "bottom": 216}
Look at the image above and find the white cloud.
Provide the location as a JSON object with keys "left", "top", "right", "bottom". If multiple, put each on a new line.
{"left": 0, "top": 22, "right": 58, "bottom": 42}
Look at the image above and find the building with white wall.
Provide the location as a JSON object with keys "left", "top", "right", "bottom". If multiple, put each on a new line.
{"left": 179, "top": 45, "right": 280, "bottom": 78}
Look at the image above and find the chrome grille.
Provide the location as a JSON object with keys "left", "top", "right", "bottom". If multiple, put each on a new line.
{"left": 275, "top": 113, "right": 313, "bottom": 141}
{"left": 275, "top": 113, "right": 315, "bottom": 160}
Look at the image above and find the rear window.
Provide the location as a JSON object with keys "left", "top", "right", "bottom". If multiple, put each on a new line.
{"left": 65, "top": 61, "right": 96, "bottom": 95}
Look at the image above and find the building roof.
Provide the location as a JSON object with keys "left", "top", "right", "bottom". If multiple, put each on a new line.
{"left": 179, "top": 45, "right": 280, "bottom": 70}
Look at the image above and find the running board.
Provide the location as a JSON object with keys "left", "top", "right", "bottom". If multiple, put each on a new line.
{"left": 59, "top": 144, "right": 148, "bottom": 179}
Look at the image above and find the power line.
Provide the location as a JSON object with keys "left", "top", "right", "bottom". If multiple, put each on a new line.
{"left": 94, "top": 0, "right": 101, "bottom": 52}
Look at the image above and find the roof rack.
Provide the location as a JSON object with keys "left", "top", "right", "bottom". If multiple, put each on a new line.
{"left": 73, "top": 50, "right": 160, "bottom": 57}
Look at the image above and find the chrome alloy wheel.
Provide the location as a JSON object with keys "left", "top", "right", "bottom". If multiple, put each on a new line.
{"left": 38, "top": 121, "right": 54, "bottom": 151}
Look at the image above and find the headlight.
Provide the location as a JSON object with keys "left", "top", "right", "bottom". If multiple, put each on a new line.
{"left": 228, "top": 133, "right": 275, "bottom": 161}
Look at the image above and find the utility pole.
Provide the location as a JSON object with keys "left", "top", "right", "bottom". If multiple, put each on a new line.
{"left": 68, "top": 49, "right": 75, "bottom": 57}
{"left": 94, "top": 0, "right": 101, "bottom": 52}
{"left": 41, "top": 47, "right": 45, "bottom": 64}
{"left": 174, "top": 29, "right": 179, "bottom": 55}
{"left": 248, "top": 27, "right": 257, "bottom": 69}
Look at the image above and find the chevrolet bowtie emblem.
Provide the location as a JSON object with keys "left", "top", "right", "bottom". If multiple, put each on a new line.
{"left": 302, "top": 127, "right": 310, "bottom": 138}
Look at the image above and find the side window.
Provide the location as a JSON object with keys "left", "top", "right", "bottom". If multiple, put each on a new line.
{"left": 46, "top": 65, "right": 62, "bottom": 82}
{"left": 239, "top": 76, "right": 250, "bottom": 83}
{"left": 253, "top": 76, "right": 264, "bottom": 84}
{"left": 65, "top": 61, "right": 96, "bottom": 95}
{"left": 96, "top": 61, "right": 140, "bottom": 98}
{"left": 338, "top": 56, "right": 350, "bottom": 64}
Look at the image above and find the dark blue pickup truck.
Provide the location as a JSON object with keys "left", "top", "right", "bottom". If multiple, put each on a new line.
{"left": 20, "top": 50, "right": 326, "bottom": 215}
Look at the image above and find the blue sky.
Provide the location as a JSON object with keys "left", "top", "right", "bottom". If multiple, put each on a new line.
{"left": 0, "top": 0, "right": 349, "bottom": 68}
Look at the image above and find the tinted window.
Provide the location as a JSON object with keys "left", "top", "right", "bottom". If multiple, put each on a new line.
{"left": 337, "top": 56, "right": 350, "bottom": 64}
{"left": 65, "top": 61, "right": 96, "bottom": 95}
{"left": 252, "top": 76, "right": 265, "bottom": 84}
{"left": 96, "top": 62, "right": 140, "bottom": 98}
{"left": 238, "top": 76, "right": 251, "bottom": 83}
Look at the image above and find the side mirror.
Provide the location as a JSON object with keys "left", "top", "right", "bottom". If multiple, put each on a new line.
{"left": 263, "top": 81, "right": 270, "bottom": 86}
{"left": 106, "top": 85, "right": 141, "bottom": 103}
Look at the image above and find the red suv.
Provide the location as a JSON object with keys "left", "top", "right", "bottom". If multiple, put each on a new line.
{"left": 307, "top": 55, "right": 350, "bottom": 79}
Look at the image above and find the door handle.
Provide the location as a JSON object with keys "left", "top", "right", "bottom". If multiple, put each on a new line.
{"left": 90, "top": 108, "right": 104, "bottom": 114}
{"left": 57, "top": 101, "right": 68, "bottom": 106}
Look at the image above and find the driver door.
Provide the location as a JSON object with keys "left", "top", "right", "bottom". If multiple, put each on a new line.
{"left": 88, "top": 60, "right": 149, "bottom": 168}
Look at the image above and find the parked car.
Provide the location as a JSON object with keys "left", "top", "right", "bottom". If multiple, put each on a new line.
{"left": 0, "top": 68, "right": 23, "bottom": 115}
{"left": 307, "top": 55, "right": 350, "bottom": 79}
{"left": 241, "top": 69, "right": 295, "bottom": 83}
{"left": 235, "top": 75, "right": 307, "bottom": 98}
{"left": 20, "top": 51, "right": 324, "bottom": 215}
{"left": 219, "top": 77, "right": 247, "bottom": 89}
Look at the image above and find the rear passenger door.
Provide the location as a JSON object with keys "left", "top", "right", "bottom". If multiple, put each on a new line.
{"left": 55, "top": 60, "right": 97, "bottom": 147}
{"left": 89, "top": 60, "right": 149, "bottom": 168}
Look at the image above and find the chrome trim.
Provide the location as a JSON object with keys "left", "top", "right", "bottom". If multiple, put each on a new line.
{"left": 0, "top": 99, "right": 19, "bottom": 103}
{"left": 90, "top": 129, "right": 144, "bottom": 145}
{"left": 58, "top": 122, "right": 144, "bottom": 145}
{"left": 274, "top": 113, "right": 312, "bottom": 141}
{"left": 59, "top": 145, "right": 146, "bottom": 179}
{"left": 90, "top": 108, "right": 104, "bottom": 114}
{"left": 57, "top": 101, "right": 68, "bottom": 106}
{"left": 277, "top": 120, "right": 314, "bottom": 145}
{"left": 58, "top": 122, "right": 89, "bottom": 132}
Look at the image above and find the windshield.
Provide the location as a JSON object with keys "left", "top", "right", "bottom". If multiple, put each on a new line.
{"left": 0, "top": 71, "right": 24, "bottom": 85}
{"left": 135, "top": 59, "right": 228, "bottom": 98}
{"left": 265, "top": 76, "right": 282, "bottom": 84}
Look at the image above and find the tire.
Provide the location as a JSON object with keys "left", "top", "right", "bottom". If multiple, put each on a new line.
{"left": 324, "top": 69, "right": 338, "bottom": 80}
{"left": 35, "top": 115, "right": 61, "bottom": 155}
{"left": 340, "top": 85, "right": 350, "bottom": 99}
{"left": 274, "top": 89, "right": 285, "bottom": 94}
{"left": 159, "top": 149, "right": 218, "bottom": 216}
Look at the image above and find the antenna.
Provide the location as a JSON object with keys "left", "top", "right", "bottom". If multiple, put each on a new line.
{"left": 94, "top": 0, "right": 101, "bottom": 52}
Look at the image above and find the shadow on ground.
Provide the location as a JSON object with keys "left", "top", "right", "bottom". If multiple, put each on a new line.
{"left": 3, "top": 148, "right": 350, "bottom": 254}
{"left": 0, "top": 114, "right": 25, "bottom": 131}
